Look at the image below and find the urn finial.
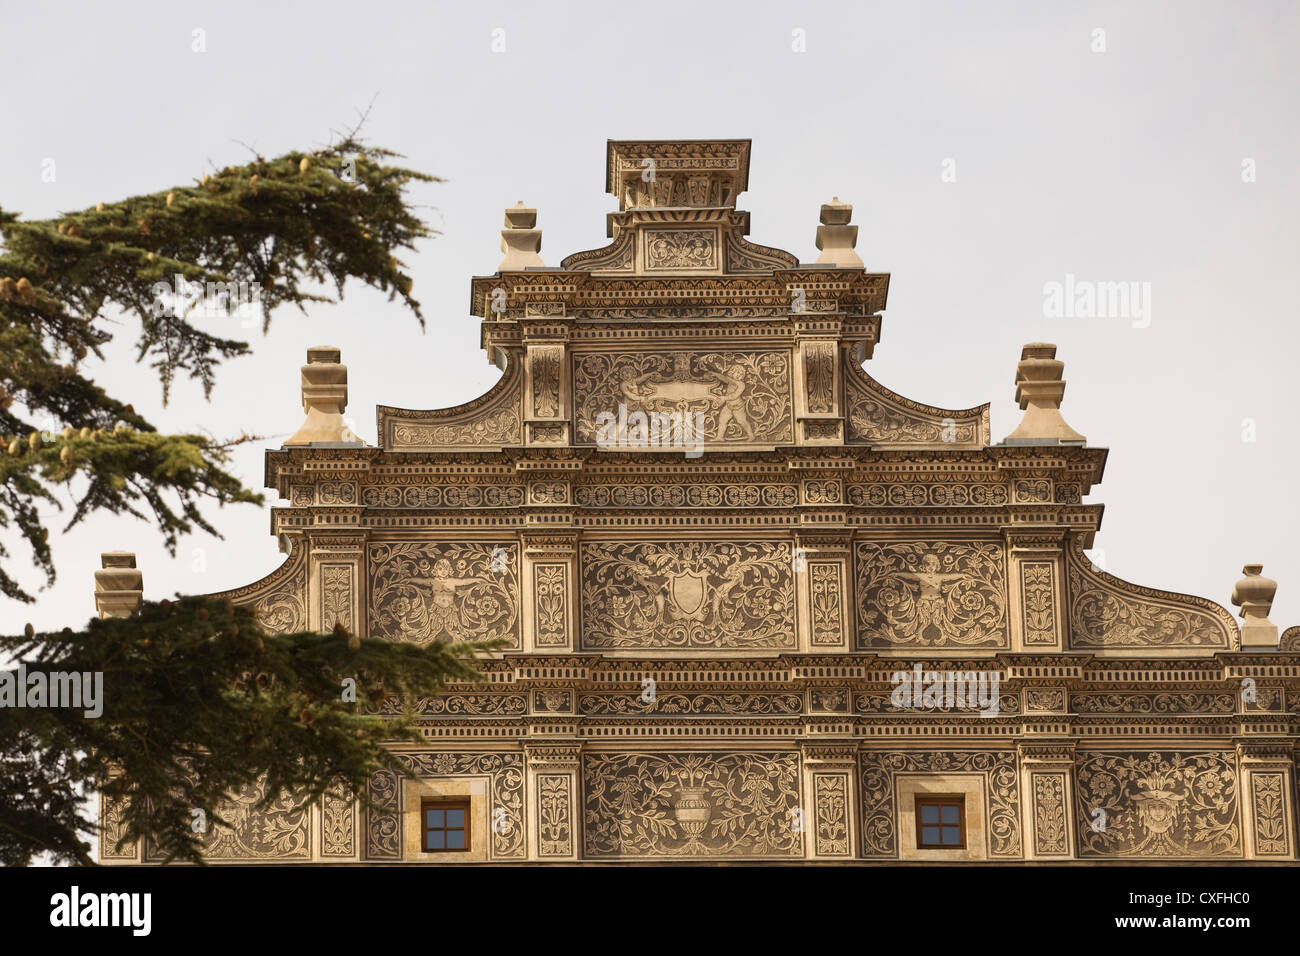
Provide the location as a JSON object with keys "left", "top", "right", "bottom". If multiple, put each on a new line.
{"left": 1232, "top": 564, "right": 1279, "bottom": 649}
{"left": 284, "top": 347, "right": 364, "bottom": 446}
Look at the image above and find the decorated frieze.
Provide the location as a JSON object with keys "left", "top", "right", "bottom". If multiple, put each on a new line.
{"left": 579, "top": 692, "right": 804, "bottom": 716}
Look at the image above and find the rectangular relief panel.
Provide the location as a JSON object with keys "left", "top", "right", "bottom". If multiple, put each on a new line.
{"left": 581, "top": 540, "right": 795, "bottom": 650}
{"left": 1018, "top": 559, "right": 1060, "bottom": 647}
{"left": 1248, "top": 771, "right": 1291, "bottom": 857}
{"left": 368, "top": 542, "right": 521, "bottom": 649}
{"left": 532, "top": 562, "right": 570, "bottom": 648}
{"left": 536, "top": 774, "right": 575, "bottom": 858}
{"left": 572, "top": 349, "right": 793, "bottom": 446}
{"left": 1030, "top": 772, "right": 1070, "bottom": 856}
{"left": 813, "top": 772, "right": 853, "bottom": 856}
{"left": 1074, "top": 751, "right": 1242, "bottom": 859}
{"left": 855, "top": 541, "right": 1009, "bottom": 649}
{"left": 583, "top": 751, "right": 803, "bottom": 859}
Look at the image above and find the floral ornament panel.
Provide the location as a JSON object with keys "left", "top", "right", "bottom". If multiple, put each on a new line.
{"left": 581, "top": 540, "right": 795, "bottom": 649}
{"left": 1065, "top": 538, "right": 1234, "bottom": 648}
{"left": 856, "top": 541, "right": 1008, "bottom": 648}
{"left": 145, "top": 776, "right": 310, "bottom": 862}
{"left": 369, "top": 542, "right": 520, "bottom": 648}
{"left": 1075, "top": 752, "right": 1241, "bottom": 858}
{"left": 573, "top": 350, "right": 793, "bottom": 445}
{"left": 583, "top": 752, "right": 803, "bottom": 858}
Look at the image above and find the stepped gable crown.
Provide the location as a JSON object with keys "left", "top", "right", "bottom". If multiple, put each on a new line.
{"left": 440, "top": 137, "right": 993, "bottom": 455}
{"left": 606, "top": 139, "right": 751, "bottom": 210}
{"left": 470, "top": 137, "right": 885, "bottom": 329}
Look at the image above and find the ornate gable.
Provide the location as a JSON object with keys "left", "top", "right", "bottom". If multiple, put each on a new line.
{"left": 102, "top": 138, "right": 1298, "bottom": 866}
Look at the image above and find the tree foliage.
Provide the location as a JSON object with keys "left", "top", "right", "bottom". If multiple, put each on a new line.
{"left": 0, "top": 136, "right": 439, "bottom": 601}
{"left": 1, "top": 598, "right": 498, "bottom": 866}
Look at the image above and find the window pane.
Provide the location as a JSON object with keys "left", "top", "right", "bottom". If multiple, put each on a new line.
{"left": 921, "top": 826, "right": 940, "bottom": 845}
{"left": 447, "top": 808, "right": 465, "bottom": 828}
{"left": 920, "top": 804, "right": 939, "bottom": 824}
{"left": 941, "top": 804, "right": 960, "bottom": 824}
{"left": 942, "top": 827, "right": 961, "bottom": 846}
{"left": 427, "top": 808, "right": 444, "bottom": 827}
{"left": 427, "top": 830, "right": 444, "bottom": 850}
{"left": 447, "top": 830, "right": 466, "bottom": 849}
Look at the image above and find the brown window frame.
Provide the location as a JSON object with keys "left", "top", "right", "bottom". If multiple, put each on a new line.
{"left": 914, "top": 795, "right": 966, "bottom": 849}
{"left": 420, "top": 798, "right": 471, "bottom": 853}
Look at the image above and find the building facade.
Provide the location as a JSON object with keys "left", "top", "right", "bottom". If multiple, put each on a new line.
{"left": 99, "top": 139, "right": 1299, "bottom": 863}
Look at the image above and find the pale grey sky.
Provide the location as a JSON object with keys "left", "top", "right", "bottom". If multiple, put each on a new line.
{"left": 1, "top": 0, "right": 1297, "bottom": 634}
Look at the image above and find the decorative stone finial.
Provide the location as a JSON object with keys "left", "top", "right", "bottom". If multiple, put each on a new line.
{"left": 94, "top": 552, "right": 142, "bottom": 619}
{"left": 1232, "top": 564, "right": 1279, "bottom": 648}
{"left": 814, "top": 197, "right": 863, "bottom": 268}
{"left": 284, "top": 346, "right": 364, "bottom": 446}
{"left": 1002, "top": 344, "right": 1086, "bottom": 444}
{"left": 498, "top": 202, "right": 545, "bottom": 271}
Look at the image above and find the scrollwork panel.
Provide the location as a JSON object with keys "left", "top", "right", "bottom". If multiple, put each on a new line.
{"left": 1074, "top": 752, "right": 1241, "bottom": 859}
{"left": 369, "top": 542, "right": 520, "bottom": 648}
{"left": 856, "top": 542, "right": 1008, "bottom": 649}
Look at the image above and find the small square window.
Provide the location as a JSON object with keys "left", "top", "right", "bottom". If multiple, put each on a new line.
{"left": 421, "top": 799, "right": 470, "bottom": 853}
{"left": 915, "top": 795, "right": 965, "bottom": 849}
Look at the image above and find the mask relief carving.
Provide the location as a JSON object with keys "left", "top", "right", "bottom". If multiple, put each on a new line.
{"left": 1075, "top": 752, "right": 1240, "bottom": 858}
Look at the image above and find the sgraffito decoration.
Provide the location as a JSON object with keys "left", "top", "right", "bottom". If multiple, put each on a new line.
{"left": 1066, "top": 538, "right": 1236, "bottom": 649}
{"left": 581, "top": 540, "right": 794, "bottom": 649}
{"left": 845, "top": 364, "right": 989, "bottom": 447}
{"left": 574, "top": 350, "right": 793, "bottom": 445}
{"left": 583, "top": 751, "right": 803, "bottom": 858}
{"left": 856, "top": 541, "right": 1008, "bottom": 648}
{"left": 209, "top": 544, "right": 307, "bottom": 636}
{"left": 1075, "top": 751, "right": 1241, "bottom": 858}
{"left": 860, "top": 750, "right": 1022, "bottom": 859}
{"left": 366, "top": 752, "right": 525, "bottom": 860}
{"left": 369, "top": 542, "right": 520, "bottom": 648}
{"left": 144, "top": 776, "right": 311, "bottom": 862}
